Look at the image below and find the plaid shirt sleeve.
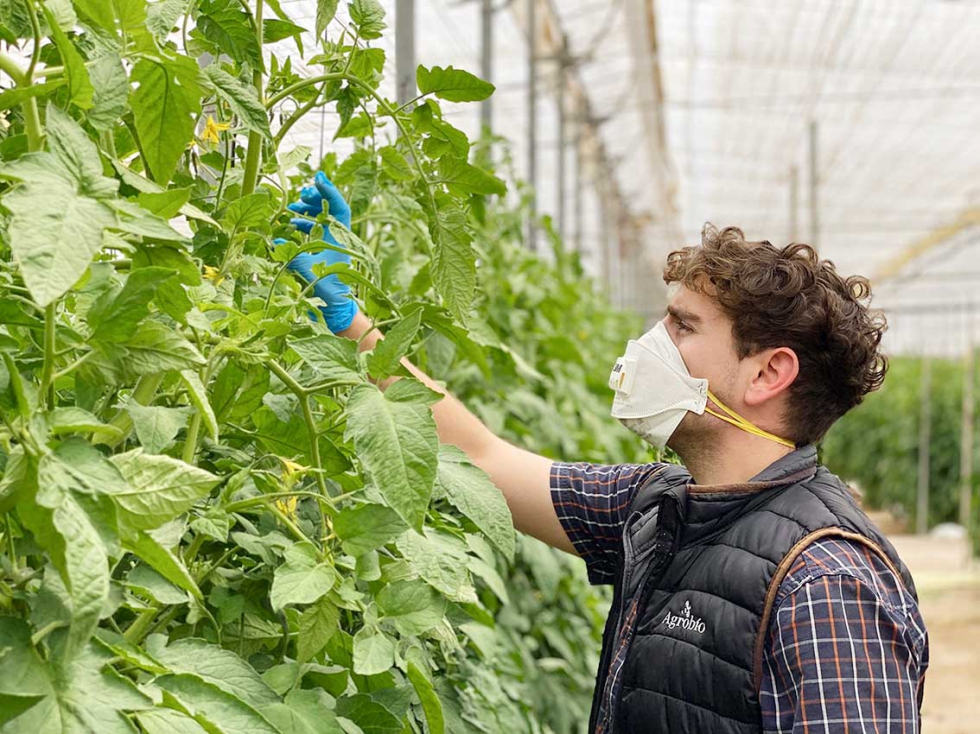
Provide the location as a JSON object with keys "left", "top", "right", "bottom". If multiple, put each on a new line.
{"left": 761, "top": 538, "right": 930, "bottom": 734}
{"left": 549, "top": 460, "right": 666, "bottom": 585}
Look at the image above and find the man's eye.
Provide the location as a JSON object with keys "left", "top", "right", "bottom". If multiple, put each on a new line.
{"left": 675, "top": 321, "right": 692, "bottom": 333}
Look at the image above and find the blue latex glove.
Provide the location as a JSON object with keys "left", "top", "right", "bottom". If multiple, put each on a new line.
{"left": 275, "top": 171, "right": 358, "bottom": 333}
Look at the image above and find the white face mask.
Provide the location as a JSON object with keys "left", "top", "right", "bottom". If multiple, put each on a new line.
{"left": 609, "top": 321, "right": 795, "bottom": 450}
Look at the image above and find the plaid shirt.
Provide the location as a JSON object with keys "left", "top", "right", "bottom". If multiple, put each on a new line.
{"left": 550, "top": 460, "right": 929, "bottom": 734}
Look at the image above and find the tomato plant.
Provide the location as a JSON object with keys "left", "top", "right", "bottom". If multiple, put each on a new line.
{"left": 0, "top": 1, "right": 652, "bottom": 732}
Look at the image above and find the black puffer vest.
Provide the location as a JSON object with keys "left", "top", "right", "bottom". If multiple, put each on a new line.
{"left": 588, "top": 444, "right": 916, "bottom": 734}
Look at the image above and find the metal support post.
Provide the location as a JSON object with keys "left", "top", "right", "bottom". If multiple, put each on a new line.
{"left": 789, "top": 165, "right": 799, "bottom": 242}
{"left": 917, "top": 355, "right": 932, "bottom": 535}
{"left": 480, "top": 0, "right": 492, "bottom": 135}
{"left": 556, "top": 35, "right": 567, "bottom": 244}
{"left": 809, "top": 120, "right": 819, "bottom": 247}
{"left": 395, "top": 0, "right": 416, "bottom": 108}
{"left": 526, "top": 0, "right": 537, "bottom": 251}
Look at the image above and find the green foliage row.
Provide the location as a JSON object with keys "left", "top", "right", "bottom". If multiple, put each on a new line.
{"left": 820, "top": 354, "right": 980, "bottom": 545}
{"left": 0, "top": 1, "right": 651, "bottom": 732}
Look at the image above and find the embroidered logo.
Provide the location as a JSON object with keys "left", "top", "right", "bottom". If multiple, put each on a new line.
{"left": 662, "top": 600, "right": 706, "bottom": 634}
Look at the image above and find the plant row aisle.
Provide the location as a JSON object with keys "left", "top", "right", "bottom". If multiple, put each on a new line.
{"left": 0, "top": 1, "right": 651, "bottom": 732}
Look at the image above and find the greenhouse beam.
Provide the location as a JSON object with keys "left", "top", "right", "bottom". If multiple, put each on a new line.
{"left": 526, "top": 0, "right": 538, "bottom": 252}
{"left": 395, "top": 0, "right": 416, "bottom": 107}
{"left": 480, "top": 0, "right": 493, "bottom": 135}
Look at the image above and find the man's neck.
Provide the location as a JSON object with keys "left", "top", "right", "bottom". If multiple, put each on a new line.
{"left": 678, "top": 433, "right": 796, "bottom": 487}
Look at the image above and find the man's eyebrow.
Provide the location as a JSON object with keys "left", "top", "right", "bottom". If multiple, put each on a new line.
{"left": 666, "top": 305, "right": 702, "bottom": 324}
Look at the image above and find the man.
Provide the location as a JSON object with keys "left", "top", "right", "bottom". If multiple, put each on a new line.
{"left": 284, "top": 174, "right": 929, "bottom": 733}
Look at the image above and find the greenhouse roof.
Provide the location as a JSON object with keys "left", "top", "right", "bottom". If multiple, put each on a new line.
{"left": 268, "top": 1, "right": 980, "bottom": 355}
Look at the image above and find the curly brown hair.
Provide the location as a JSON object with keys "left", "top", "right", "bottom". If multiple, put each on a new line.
{"left": 663, "top": 224, "right": 888, "bottom": 446}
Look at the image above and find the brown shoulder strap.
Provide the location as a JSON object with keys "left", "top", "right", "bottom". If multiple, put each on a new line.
{"left": 752, "top": 528, "right": 906, "bottom": 692}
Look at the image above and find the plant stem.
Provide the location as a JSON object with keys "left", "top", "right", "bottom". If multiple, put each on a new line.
{"left": 268, "top": 503, "right": 309, "bottom": 543}
{"left": 224, "top": 490, "right": 335, "bottom": 514}
{"left": 31, "top": 620, "right": 63, "bottom": 646}
{"left": 268, "top": 362, "right": 333, "bottom": 502}
{"left": 123, "top": 606, "right": 161, "bottom": 644}
{"left": 240, "top": 0, "right": 265, "bottom": 196}
{"left": 38, "top": 303, "right": 56, "bottom": 408}
{"left": 92, "top": 374, "right": 164, "bottom": 446}
{"left": 183, "top": 413, "right": 202, "bottom": 463}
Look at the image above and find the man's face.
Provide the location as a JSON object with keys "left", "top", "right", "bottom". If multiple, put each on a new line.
{"left": 660, "top": 285, "right": 742, "bottom": 450}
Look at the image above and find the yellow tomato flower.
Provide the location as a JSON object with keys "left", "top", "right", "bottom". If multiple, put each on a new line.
{"left": 280, "top": 458, "right": 307, "bottom": 477}
{"left": 275, "top": 495, "right": 299, "bottom": 517}
{"left": 202, "top": 265, "right": 224, "bottom": 286}
{"left": 200, "top": 115, "right": 230, "bottom": 145}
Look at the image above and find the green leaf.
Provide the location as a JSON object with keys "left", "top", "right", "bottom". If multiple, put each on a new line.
{"left": 125, "top": 563, "right": 188, "bottom": 605}
{"left": 288, "top": 332, "right": 362, "bottom": 383}
{"left": 151, "top": 638, "right": 279, "bottom": 709}
{"left": 37, "top": 438, "right": 129, "bottom": 502}
{"left": 222, "top": 191, "right": 273, "bottom": 232}
{"left": 117, "top": 321, "right": 207, "bottom": 375}
{"left": 112, "top": 160, "right": 219, "bottom": 226}
{"left": 348, "top": 0, "right": 385, "bottom": 39}
{"left": 124, "top": 530, "right": 202, "bottom": 599}
{"left": 180, "top": 370, "right": 219, "bottom": 440}
{"left": 0, "top": 631, "right": 153, "bottom": 733}
{"left": 17, "top": 493, "right": 110, "bottom": 664}
{"left": 366, "top": 309, "right": 420, "bottom": 380}
{"left": 333, "top": 503, "right": 407, "bottom": 556}
{"left": 154, "top": 674, "right": 280, "bottom": 734}
{"left": 88, "top": 266, "right": 177, "bottom": 343}
{"left": 5, "top": 176, "right": 115, "bottom": 308}
{"left": 107, "top": 198, "right": 187, "bottom": 241}
{"left": 416, "top": 65, "right": 494, "bottom": 103}
{"left": 406, "top": 650, "right": 444, "bottom": 734}
{"left": 379, "top": 146, "right": 413, "bottom": 182}
{"left": 72, "top": 0, "right": 146, "bottom": 33}
{"left": 297, "top": 596, "right": 340, "bottom": 662}
{"left": 270, "top": 542, "right": 338, "bottom": 611}
{"left": 437, "top": 158, "right": 506, "bottom": 197}
{"left": 396, "top": 529, "right": 476, "bottom": 603}
{"left": 87, "top": 53, "right": 130, "bottom": 131}
{"left": 42, "top": 5, "right": 94, "bottom": 109}
{"left": 335, "top": 694, "right": 402, "bottom": 734}
{"left": 137, "top": 708, "right": 211, "bottom": 734}
{"left": 0, "top": 80, "right": 66, "bottom": 112}
{"left": 138, "top": 187, "right": 192, "bottom": 219}
{"left": 436, "top": 445, "right": 514, "bottom": 561}
{"left": 429, "top": 195, "right": 475, "bottom": 323}
{"left": 198, "top": 1, "right": 263, "bottom": 70}
{"left": 344, "top": 384, "right": 439, "bottom": 531}
{"left": 376, "top": 580, "right": 446, "bottom": 636}
{"left": 146, "top": 0, "right": 193, "bottom": 42}
{"left": 47, "top": 407, "right": 122, "bottom": 439}
{"left": 126, "top": 403, "right": 193, "bottom": 454}
{"left": 352, "top": 626, "right": 394, "bottom": 676}
{"left": 204, "top": 65, "right": 272, "bottom": 141}
{"left": 45, "top": 104, "right": 119, "bottom": 198}
{"left": 107, "top": 449, "right": 219, "bottom": 532}
{"left": 131, "top": 56, "right": 203, "bottom": 183}
{"left": 261, "top": 690, "right": 343, "bottom": 734}
{"left": 315, "top": 0, "right": 338, "bottom": 37}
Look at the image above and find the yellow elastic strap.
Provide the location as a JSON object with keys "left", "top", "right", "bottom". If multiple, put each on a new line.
{"left": 705, "top": 390, "right": 796, "bottom": 449}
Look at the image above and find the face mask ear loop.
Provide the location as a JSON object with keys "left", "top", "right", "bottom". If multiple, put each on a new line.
{"left": 705, "top": 390, "right": 796, "bottom": 449}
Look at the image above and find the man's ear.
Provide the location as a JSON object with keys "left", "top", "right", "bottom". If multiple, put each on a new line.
{"left": 743, "top": 347, "right": 799, "bottom": 407}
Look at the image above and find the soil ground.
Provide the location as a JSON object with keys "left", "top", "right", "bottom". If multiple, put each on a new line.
{"left": 869, "top": 513, "right": 980, "bottom": 733}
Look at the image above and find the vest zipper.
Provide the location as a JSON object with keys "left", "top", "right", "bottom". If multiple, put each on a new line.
{"left": 600, "top": 502, "right": 680, "bottom": 734}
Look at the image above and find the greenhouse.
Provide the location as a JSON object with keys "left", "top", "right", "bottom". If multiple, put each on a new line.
{"left": 0, "top": 0, "right": 977, "bottom": 732}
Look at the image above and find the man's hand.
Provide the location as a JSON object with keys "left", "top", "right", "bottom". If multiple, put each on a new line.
{"left": 276, "top": 171, "right": 358, "bottom": 333}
